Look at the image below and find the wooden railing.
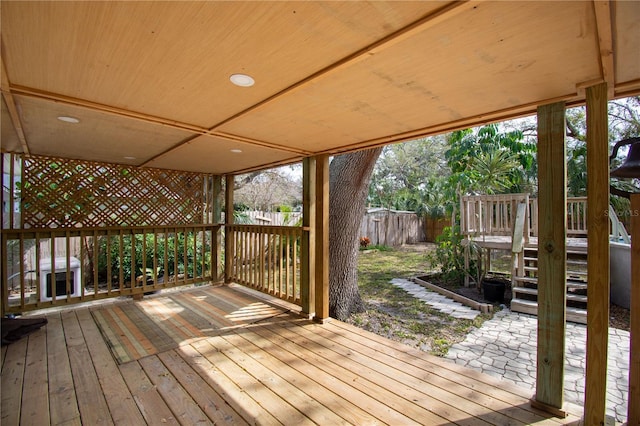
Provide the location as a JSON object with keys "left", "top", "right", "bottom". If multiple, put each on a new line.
{"left": 460, "top": 193, "right": 530, "bottom": 239}
{"left": 461, "top": 194, "right": 590, "bottom": 240}
{"left": 226, "top": 224, "right": 304, "bottom": 306}
{"left": 1, "top": 224, "right": 221, "bottom": 314}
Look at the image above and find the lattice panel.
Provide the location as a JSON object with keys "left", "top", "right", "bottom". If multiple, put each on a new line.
{"left": 22, "top": 156, "right": 213, "bottom": 228}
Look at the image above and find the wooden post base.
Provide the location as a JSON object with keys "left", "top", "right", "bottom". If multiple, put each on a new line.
{"left": 530, "top": 396, "right": 568, "bottom": 418}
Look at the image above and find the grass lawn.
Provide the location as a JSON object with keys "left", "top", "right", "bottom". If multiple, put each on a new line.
{"left": 348, "top": 243, "right": 492, "bottom": 357}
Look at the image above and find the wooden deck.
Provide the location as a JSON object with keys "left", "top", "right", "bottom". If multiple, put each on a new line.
{"left": 1, "top": 284, "right": 584, "bottom": 425}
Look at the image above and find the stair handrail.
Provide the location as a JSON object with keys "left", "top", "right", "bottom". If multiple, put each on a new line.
{"left": 608, "top": 205, "right": 631, "bottom": 243}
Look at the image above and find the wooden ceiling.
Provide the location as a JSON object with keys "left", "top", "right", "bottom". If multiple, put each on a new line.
{"left": 1, "top": 1, "right": 639, "bottom": 175}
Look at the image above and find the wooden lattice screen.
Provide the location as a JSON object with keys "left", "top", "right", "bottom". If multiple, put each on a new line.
{"left": 21, "top": 155, "right": 217, "bottom": 228}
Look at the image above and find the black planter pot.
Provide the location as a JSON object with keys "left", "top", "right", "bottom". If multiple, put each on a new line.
{"left": 482, "top": 279, "right": 506, "bottom": 303}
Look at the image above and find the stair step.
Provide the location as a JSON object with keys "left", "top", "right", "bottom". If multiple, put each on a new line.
{"left": 510, "top": 299, "right": 587, "bottom": 324}
{"left": 524, "top": 256, "right": 586, "bottom": 263}
{"left": 513, "top": 276, "right": 538, "bottom": 284}
{"left": 512, "top": 276, "right": 588, "bottom": 289}
{"left": 519, "top": 269, "right": 586, "bottom": 279}
{"left": 512, "top": 287, "right": 588, "bottom": 303}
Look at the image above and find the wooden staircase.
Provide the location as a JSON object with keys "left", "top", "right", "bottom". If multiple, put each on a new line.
{"left": 461, "top": 194, "right": 631, "bottom": 325}
{"left": 511, "top": 247, "right": 589, "bottom": 324}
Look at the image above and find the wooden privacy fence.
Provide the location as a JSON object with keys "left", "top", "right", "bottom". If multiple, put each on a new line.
{"left": 359, "top": 209, "right": 426, "bottom": 247}
{"left": 1, "top": 224, "right": 220, "bottom": 314}
{"left": 226, "top": 224, "right": 303, "bottom": 306}
{"left": 244, "top": 211, "right": 302, "bottom": 226}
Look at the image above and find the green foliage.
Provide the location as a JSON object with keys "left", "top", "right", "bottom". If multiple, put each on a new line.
{"left": 368, "top": 136, "right": 449, "bottom": 214}
{"left": 96, "top": 232, "right": 210, "bottom": 283}
{"left": 427, "top": 226, "right": 474, "bottom": 284}
{"left": 445, "top": 124, "right": 536, "bottom": 196}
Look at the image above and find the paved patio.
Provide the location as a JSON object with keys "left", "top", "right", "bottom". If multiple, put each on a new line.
{"left": 446, "top": 308, "right": 630, "bottom": 424}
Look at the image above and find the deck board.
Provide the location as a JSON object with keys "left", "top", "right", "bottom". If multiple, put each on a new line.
{"left": 157, "top": 350, "right": 248, "bottom": 425}
{"left": 45, "top": 313, "right": 81, "bottom": 425}
{"left": 138, "top": 355, "right": 211, "bottom": 425}
{"left": 119, "top": 360, "right": 180, "bottom": 425}
{"left": 1, "top": 336, "right": 28, "bottom": 426}
{"left": 234, "top": 324, "right": 386, "bottom": 425}
{"left": 20, "top": 327, "right": 49, "bottom": 425}
{"left": 0, "top": 284, "right": 585, "bottom": 425}
{"left": 61, "top": 310, "right": 114, "bottom": 425}
{"left": 75, "top": 308, "right": 146, "bottom": 425}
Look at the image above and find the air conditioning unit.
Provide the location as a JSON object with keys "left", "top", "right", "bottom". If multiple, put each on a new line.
{"left": 40, "top": 257, "right": 81, "bottom": 302}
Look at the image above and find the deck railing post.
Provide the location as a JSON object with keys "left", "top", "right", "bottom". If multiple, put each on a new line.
{"left": 212, "top": 175, "right": 223, "bottom": 282}
{"left": 224, "top": 174, "right": 235, "bottom": 284}
{"left": 314, "top": 154, "right": 329, "bottom": 322}
{"left": 629, "top": 193, "right": 640, "bottom": 424}
{"left": 301, "top": 157, "right": 316, "bottom": 318}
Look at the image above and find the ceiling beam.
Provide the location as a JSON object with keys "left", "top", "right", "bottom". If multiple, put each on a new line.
{"left": 141, "top": 1, "right": 476, "bottom": 165}
{"left": 593, "top": 0, "right": 615, "bottom": 99}
{"left": 1, "top": 52, "right": 30, "bottom": 155}
{"left": 206, "top": 0, "right": 477, "bottom": 132}
{"left": 7, "top": 85, "right": 309, "bottom": 158}
{"left": 317, "top": 91, "right": 590, "bottom": 156}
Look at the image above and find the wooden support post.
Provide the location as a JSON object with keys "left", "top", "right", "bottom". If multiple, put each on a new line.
{"left": 584, "top": 82, "right": 610, "bottom": 425}
{"left": 628, "top": 193, "right": 640, "bottom": 425}
{"left": 314, "top": 155, "right": 329, "bottom": 322}
{"left": 533, "top": 101, "right": 567, "bottom": 416}
{"left": 224, "top": 175, "right": 235, "bottom": 284}
{"left": 212, "top": 175, "right": 222, "bottom": 282}
{"left": 301, "top": 157, "right": 316, "bottom": 318}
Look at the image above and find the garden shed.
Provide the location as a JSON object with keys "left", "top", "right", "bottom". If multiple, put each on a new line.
{"left": 1, "top": 1, "right": 639, "bottom": 424}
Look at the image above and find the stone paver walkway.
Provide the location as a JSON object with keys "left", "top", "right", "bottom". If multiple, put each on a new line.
{"left": 446, "top": 308, "right": 630, "bottom": 423}
{"left": 390, "top": 278, "right": 480, "bottom": 320}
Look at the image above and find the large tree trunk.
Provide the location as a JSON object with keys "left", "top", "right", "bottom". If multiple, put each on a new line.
{"left": 329, "top": 147, "right": 383, "bottom": 320}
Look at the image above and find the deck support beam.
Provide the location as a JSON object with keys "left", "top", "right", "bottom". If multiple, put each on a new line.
{"left": 629, "top": 193, "right": 640, "bottom": 425}
{"left": 584, "top": 82, "right": 610, "bottom": 425}
{"left": 534, "top": 101, "right": 567, "bottom": 415}
{"left": 314, "top": 154, "right": 330, "bottom": 322}
{"left": 224, "top": 174, "right": 235, "bottom": 283}
{"left": 301, "top": 157, "right": 316, "bottom": 317}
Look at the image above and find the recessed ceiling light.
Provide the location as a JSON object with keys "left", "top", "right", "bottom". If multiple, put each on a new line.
{"left": 230, "top": 149, "right": 243, "bottom": 154}
{"left": 57, "top": 116, "right": 80, "bottom": 123}
{"left": 229, "top": 73, "right": 255, "bottom": 87}
{"left": 124, "top": 156, "right": 136, "bottom": 160}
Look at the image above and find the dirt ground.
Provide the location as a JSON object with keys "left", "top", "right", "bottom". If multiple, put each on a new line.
{"left": 410, "top": 242, "right": 631, "bottom": 331}
{"left": 351, "top": 243, "right": 630, "bottom": 358}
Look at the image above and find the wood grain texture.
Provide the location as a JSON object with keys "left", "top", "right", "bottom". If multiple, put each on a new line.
{"left": 535, "top": 101, "right": 567, "bottom": 410}
{"left": 314, "top": 155, "right": 330, "bottom": 320}
{"left": 0, "top": 284, "right": 584, "bottom": 425}
{"left": 585, "top": 82, "right": 610, "bottom": 425}
{"left": 300, "top": 157, "right": 315, "bottom": 316}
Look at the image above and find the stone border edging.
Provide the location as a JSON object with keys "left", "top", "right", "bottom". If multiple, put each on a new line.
{"left": 412, "top": 277, "right": 493, "bottom": 314}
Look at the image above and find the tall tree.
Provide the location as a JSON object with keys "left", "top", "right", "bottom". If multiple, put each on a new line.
{"left": 445, "top": 124, "right": 536, "bottom": 197}
{"left": 368, "top": 136, "right": 448, "bottom": 213}
{"left": 329, "top": 147, "right": 383, "bottom": 320}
